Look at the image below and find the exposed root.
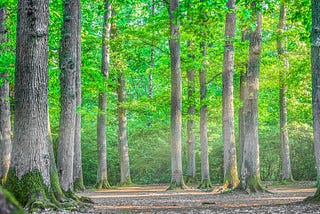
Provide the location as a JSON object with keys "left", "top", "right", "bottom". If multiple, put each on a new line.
{"left": 96, "top": 179, "right": 111, "bottom": 189}
{"left": 167, "top": 179, "right": 188, "bottom": 190}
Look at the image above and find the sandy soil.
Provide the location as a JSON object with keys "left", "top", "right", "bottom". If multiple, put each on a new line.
{"left": 72, "top": 182, "right": 320, "bottom": 214}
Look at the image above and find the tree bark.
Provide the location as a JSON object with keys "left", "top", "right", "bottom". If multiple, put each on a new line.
{"left": 73, "top": 0, "right": 84, "bottom": 192}
{"left": 167, "top": 0, "right": 186, "bottom": 190}
{"left": 240, "top": 1, "right": 264, "bottom": 193}
{"left": 4, "top": 0, "right": 59, "bottom": 209}
{"left": 277, "top": 3, "right": 293, "bottom": 182}
{"left": 198, "top": 41, "right": 212, "bottom": 190}
{"left": 58, "top": 0, "right": 79, "bottom": 193}
{"left": 311, "top": 0, "right": 320, "bottom": 199}
{"left": 96, "top": 0, "right": 112, "bottom": 189}
{"left": 222, "top": 0, "right": 239, "bottom": 189}
{"left": 117, "top": 71, "right": 132, "bottom": 185}
{"left": 0, "top": 7, "right": 11, "bottom": 185}
{"left": 186, "top": 41, "right": 196, "bottom": 184}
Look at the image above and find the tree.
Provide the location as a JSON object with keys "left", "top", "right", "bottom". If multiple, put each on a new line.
{"left": 73, "top": 0, "right": 84, "bottom": 192}
{"left": 96, "top": 0, "right": 112, "bottom": 189}
{"left": 58, "top": 0, "right": 80, "bottom": 193}
{"left": 240, "top": 1, "right": 264, "bottom": 193}
{"left": 4, "top": 0, "right": 59, "bottom": 209}
{"left": 222, "top": 0, "right": 239, "bottom": 189}
{"left": 186, "top": 41, "right": 196, "bottom": 184}
{"left": 168, "top": 0, "right": 186, "bottom": 190}
{"left": 198, "top": 41, "right": 212, "bottom": 190}
{"left": 0, "top": 7, "right": 11, "bottom": 185}
{"left": 277, "top": 1, "right": 293, "bottom": 182}
{"left": 311, "top": 0, "right": 320, "bottom": 200}
{"left": 117, "top": 70, "right": 132, "bottom": 185}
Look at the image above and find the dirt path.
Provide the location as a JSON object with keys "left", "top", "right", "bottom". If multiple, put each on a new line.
{"left": 76, "top": 182, "right": 320, "bottom": 213}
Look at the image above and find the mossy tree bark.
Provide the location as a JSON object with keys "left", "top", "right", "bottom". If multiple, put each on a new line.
{"left": 199, "top": 41, "right": 212, "bottom": 190}
{"left": 73, "top": 0, "right": 84, "bottom": 192}
{"left": 96, "top": 0, "right": 112, "bottom": 190}
{"left": 222, "top": 0, "right": 239, "bottom": 189}
{"left": 0, "top": 7, "right": 11, "bottom": 185}
{"left": 240, "top": 1, "right": 264, "bottom": 193}
{"left": 277, "top": 2, "right": 293, "bottom": 182}
{"left": 168, "top": 0, "right": 186, "bottom": 190}
{"left": 311, "top": 0, "right": 320, "bottom": 200}
{"left": 58, "top": 0, "right": 80, "bottom": 193}
{"left": 4, "top": 0, "right": 60, "bottom": 210}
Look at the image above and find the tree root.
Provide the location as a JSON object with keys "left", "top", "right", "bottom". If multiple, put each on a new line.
{"left": 198, "top": 179, "right": 213, "bottom": 191}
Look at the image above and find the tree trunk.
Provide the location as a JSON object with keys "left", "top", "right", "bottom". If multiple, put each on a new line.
{"left": 240, "top": 1, "right": 264, "bottom": 193}
{"left": 58, "top": 0, "right": 79, "bottom": 193}
{"left": 0, "top": 7, "right": 11, "bottom": 185}
{"left": 167, "top": 0, "right": 186, "bottom": 190}
{"left": 0, "top": 186, "right": 24, "bottom": 214}
{"left": 73, "top": 0, "right": 84, "bottom": 192}
{"left": 117, "top": 71, "right": 132, "bottom": 185}
{"left": 4, "top": 0, "right": 58, "bottom": 209}
{"left": 277, "top": 3, "right": 293, "bottom": 182}
{"left": 222, "top": 0, "right": 239, "bottom": 189}
{"left": 96, "top": 0, "right": 112, "bottom": 190}
{"left": 186, "top": 41, "right": 196, "bottom": 184}
{"left": 311, "top": 0, "right": 320, "bottom": 199}
{"left": 198, "top": 42, "right": 212, "bottom": 190}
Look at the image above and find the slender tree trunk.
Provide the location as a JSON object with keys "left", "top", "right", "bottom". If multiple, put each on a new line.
{"left": 117, "top": 71, "right": 132, "bottom": 185}
{"left": 222, "top": 0, "right": 239, "bottom": 189}
{"left": 73, "top": 0, "right": 84, "bottom": 192}
{"left": 240, "top": 1, "right": 264, "bottom": 193}
{"left": 277, "top": 3, "right": 293, "bottom": 182}
{"left": 0, "top": 7, "right": 11, "bottom": 185}
{"left": 199, "top": 42, "right": 212, "bottom": 190}
{"left": 4, "top": 0, "right": 59, "bottom": 209}
{"left": 311, "top": 0, "right": 320, "bottom": 199}
{"left": 96, "top": 0, "right": 112, "bottom": 189}
{"left": 58, "top": 0, "right": 80, "bottom": 193}
{"left": 148, "top": 0, "right": 155, "bottom": 99}
{"left": 167, "top": 0, "right": 186, "bottom": 190}
{"left": 186, "top": 41, "right": 196, "bottom": 184}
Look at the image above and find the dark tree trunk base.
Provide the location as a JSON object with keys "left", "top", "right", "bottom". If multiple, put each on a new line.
{"left": 198, "top": 179, "right": 213, "bottom": 190}
{"left": 96, "top": 179, "right": 111, "bottom": 190}
{"left": 167, "top": 179, "right": 188, "bottom": 190}
{"left": 185, "top": 176, "right": 197, "bottom": 184}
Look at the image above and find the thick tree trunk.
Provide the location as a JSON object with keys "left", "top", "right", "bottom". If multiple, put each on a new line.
{"left": 167, "top": 0, "right": 186, "bottom": 190}
{"left": 117, "top": 71, "right": 132, "bottom": 185}
{"left": 96, "top": 0, "right": 112, "bottom": 189}
{"left": 73, "top": 0, "right": 84, "bottom": 192}
{"left": 311, "top": 0, "right": 320, "bottom": 199}
{"left": 0, "top": 8, "right": 11, "bottom": 185}
{"left": 58, "top": 0, "right": 80, "bottom": 193}
{"left": 240, "top": 2, "right": 264, "bottom": 193}
{"left": 186, "top": 42, "right": 196, "bottom": 184}
{"left": 199, "top": 42, "right": 212, "bottom": 190}
{"left": 4, "top": 0, "right": 58, "bottom": 210}
{"left": 222, "top": 0, "right": 239, "bottom": 189}
{"left": 277, "top": 3, "right": 293, "bottom": 182}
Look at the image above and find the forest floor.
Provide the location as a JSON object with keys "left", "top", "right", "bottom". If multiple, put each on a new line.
{"left": 66, "top": 181, "right": 320, "bottom": 214}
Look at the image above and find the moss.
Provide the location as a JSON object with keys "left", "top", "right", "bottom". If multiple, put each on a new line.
{"left": 198, "top": 179, "right": 213, "bottom": 190}
{"left": 167, "top": 178, "right": 188, "bottom": 190}
{"left": 119, "top": 176, "right": 133, "bottom": 186}
{"left": 4, "top": 169, "right": 60, "bottom": 212}
{"left": 224, "top": 168, "right": 240, "bottom": 189}
{"left": 242, "top": 175, "right": 265, "bottom": 193}
{"left": 0, "top": 185, "right": 25, "bottom": 214}
{"left": 73, "top": 177, "right": 85, "bottom": 192}
{"left": 50, "top": 167, "right": 65, "bottom": 203}
{"left": 96, "top": 179, "right": 111, "bottom": 189}
{"left": 185, "top": 176, "right": 197, "bottom": 184}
